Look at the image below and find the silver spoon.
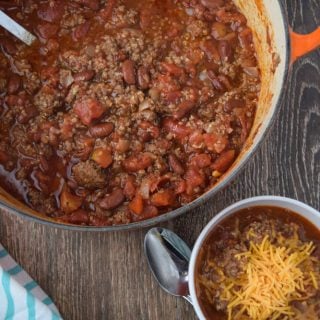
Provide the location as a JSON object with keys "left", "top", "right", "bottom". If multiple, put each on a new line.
{"left": 144, "top": 227, "right": 193, "bottom": 304}
{"left": 0, "top": 10, "right": 36, "bottom": 46}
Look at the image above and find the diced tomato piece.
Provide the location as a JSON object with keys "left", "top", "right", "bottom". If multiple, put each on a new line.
{"left": 91, "top": 148, "right": 113, "bottom": 168}
{"left": 129, "top": 194, "right": 144, "bottom": 215}
{"left": 151, "top": 190, "right": 175, "bottom": 207}
{"left": 74, "top": 98, "right": 105, "bottom": 126}
{"left": 60, "top": 188, "right": 83, "bottom": 214}
{"left": 190, "top": 153, "right": 211, "bottom": 168}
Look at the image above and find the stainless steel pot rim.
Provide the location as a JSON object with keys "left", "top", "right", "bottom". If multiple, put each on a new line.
{"left": 0, "top": 0, "right": 291, "bottom": 232}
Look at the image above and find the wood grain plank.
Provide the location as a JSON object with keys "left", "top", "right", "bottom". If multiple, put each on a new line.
{"left": 0, "top": 0, "right": 319, "bottom": 319}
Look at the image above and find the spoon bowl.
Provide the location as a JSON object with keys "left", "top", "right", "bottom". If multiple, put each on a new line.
{"left": 144, "top": 228, "right": 192, "bottom": 303}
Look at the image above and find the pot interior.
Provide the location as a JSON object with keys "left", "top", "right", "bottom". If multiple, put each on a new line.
{"left": 0, "top": 0, "right": 289, "bottom": 229}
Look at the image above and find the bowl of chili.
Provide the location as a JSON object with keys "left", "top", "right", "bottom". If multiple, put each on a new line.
{"left": 189, "top": 196, "right": 320, "bottom": 320}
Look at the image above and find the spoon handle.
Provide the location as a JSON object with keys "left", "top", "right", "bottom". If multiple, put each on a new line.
{"left": 0, "top": 10, "right": 36, "bottom": 46}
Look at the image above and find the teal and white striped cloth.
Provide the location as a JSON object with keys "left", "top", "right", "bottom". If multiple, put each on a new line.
{"left": 0, "top": 244, "right": 62, "bottom": 320}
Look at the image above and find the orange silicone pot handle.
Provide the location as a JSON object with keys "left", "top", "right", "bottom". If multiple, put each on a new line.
{"left": 290, "top": 27, "right": 320, "bottom": 63}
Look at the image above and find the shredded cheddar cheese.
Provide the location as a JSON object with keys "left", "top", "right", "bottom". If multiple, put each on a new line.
{"left": 221, "top": 236, "right": 317, "bottom": 320}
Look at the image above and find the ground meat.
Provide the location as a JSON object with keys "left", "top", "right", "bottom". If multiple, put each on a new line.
{"left": 72, "top": 160, "right": 107, "bottom": 189}
{"left": 0, "top": 0, "right": 261, "bottom": 226}
{"left": 33, "top": 86, "right": 63, "bottom": 115}
{"left": 27, "top": 187, "right": 57, "bottom": 215}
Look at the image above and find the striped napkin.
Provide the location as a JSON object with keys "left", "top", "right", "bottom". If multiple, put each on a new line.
{"left": 0, "top": 244, "right": 62, "bottom": 320}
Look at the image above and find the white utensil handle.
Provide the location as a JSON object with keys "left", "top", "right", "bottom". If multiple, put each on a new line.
{"left": 0, "top": 10, "right": 36, "bottom": 46}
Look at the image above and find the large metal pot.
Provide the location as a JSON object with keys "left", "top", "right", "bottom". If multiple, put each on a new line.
{"left": 0, "top": 0, "right": 319, "bottom": 231}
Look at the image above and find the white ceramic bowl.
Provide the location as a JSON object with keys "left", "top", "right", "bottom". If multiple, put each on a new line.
{"left": 188, "top": 196, "right": 320, "bottom": 320}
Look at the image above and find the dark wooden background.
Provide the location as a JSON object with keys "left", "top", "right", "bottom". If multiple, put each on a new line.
{"left": 0, "top": 1, "right": 319, "bottom": 319}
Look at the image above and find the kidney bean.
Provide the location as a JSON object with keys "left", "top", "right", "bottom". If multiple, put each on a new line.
{"left": 212, "top": 150, "right": 235, "bottom": 172}
{"left": 224, "top": 98, "right": 245, "bottom": 112}
{"left": 36, "top": 23, "right": 59, "bottom": 40}
{"left": 211, "top": 22, "right": 228, "bottom": 40}
{"left": 73, "top": 21, "right": 91, "bottom": 41}
{"left": 139, "top": 205, "right": 158, "bottom": 219}
{"left": 162, "top": 62, "right": 184, "bottom": 76}
{"left": 7, "top": 75, "right": 21, "bottom": 94}
{"left": 218, "top": 75, "right": 232, "bottom": 90}
{"left": 89, "top": 122, "right": 114, "bottom": 138}
{"left": 151, "top": 190, "right": 175, "bottom": 207}
{"left": 162, "top": 118, "right": 191, "bottom": 140}
{"left": 122, "top": 60, "right": 136, "bottom": 85}
{"left": 60, "top": 210, "right": 89, "bottom": 224}
{"left": 38, "top": 1, "right": 64, "bottom": 22}
{"left": 168, "top": 154, "right": 184, "bottom": 175}
{"left": 201, "top": 40, "right": 220, "bottom": 63}
{"left": 74, "top": 70, "right": 95, "bottom": 83}
{"left": 139, "top": 121, "right": 160, "bottom": 140}
{"left": 116, "top": 139, "right": 130, "bottom": 153}
{"left": 100, "top": 189, "right": 125, "bottom": 210}
{"left": 137, "top": 66, "right": 150, "bottom": 90}
{"left": 122, "top": 153, "right": 153, "bottom": 172}
{"left": 208, "top": 70, "right": 225, "bottom": 91}
{"left": 191, "top": 153, "right": 211, "bottom": 168}
{"left": 200, "top": 0, "right": 224, "bottom": 9}
{"left": 173, "top": 100, "right": 195, "bottom": 120}
{"left": 218, "top": 40, "right": 233, "bottom": 62}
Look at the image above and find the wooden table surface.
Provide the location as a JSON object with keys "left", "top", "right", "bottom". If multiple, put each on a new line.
{"left": 0, "top": 1, "right": 319, "bottom": 319}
